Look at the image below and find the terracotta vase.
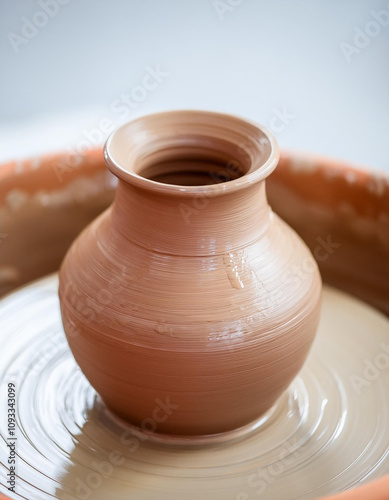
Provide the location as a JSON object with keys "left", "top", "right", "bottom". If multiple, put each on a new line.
{"left": 59, "top": 110, "right": 322, "bottom": 436}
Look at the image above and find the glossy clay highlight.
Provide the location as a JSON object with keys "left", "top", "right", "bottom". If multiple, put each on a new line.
{"left": 59, "top": 111, "right": 322, "bottom": 437}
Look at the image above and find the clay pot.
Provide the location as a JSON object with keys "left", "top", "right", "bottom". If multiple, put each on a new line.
{"left": 58, "top": 110, "right": 322, "bottom": 436}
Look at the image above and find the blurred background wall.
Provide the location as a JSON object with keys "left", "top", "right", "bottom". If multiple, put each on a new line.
{"left": 0, "top": 0, "right": 388, "bottom": 171}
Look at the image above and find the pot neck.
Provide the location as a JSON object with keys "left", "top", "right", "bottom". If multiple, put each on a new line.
{"left": 110, "top": 180, "right": 271, "bottom": 256}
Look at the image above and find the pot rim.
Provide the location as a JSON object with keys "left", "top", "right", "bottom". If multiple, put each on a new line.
{"left": 104, "top": 110, "right": 280, "bottom": 196}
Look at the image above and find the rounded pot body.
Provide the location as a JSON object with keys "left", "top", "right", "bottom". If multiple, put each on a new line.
{"left": 59, "top": 111, "right": 322, "bottom": 436}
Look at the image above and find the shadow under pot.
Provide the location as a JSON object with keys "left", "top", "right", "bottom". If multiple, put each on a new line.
{"left": 59, "top": 110, "right": 322, "bottom": 437}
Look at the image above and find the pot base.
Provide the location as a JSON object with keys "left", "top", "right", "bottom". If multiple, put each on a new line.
{"left": 99, "top": 397, "right": 279, "bottom": 447}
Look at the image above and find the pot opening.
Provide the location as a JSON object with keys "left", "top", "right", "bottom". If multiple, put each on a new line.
{"left": 139, "top": 155, "right": 246, "bottom": 187}
{"left": 105, "top": 111, "right": 279, "bottom": 194}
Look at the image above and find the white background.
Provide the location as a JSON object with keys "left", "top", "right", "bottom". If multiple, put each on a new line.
{"left": 0, "top": 0, "right": 388, "bottom": 171}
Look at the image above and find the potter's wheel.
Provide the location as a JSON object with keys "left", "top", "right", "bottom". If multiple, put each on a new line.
{"left": 1, "top": 275, "right": 389, "bottom": 499}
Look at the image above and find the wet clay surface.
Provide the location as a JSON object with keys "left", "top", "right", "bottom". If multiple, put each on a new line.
{"left": 1, "top": 136, "right": 388, "bottom": 498}
{"left": 1, "top": 276, "right": 389, "bottom": 499}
